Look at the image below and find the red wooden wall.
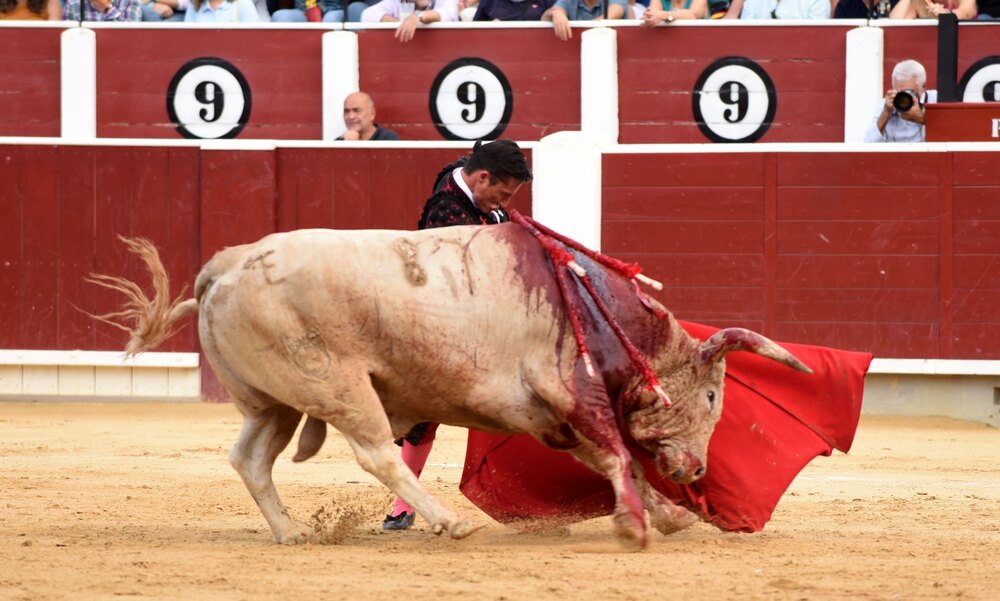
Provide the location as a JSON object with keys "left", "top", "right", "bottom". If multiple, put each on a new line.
{"left": 6, "top": 24, "right": 996, "bottom": 142}
{"left": 96, "top": 29, "right": 326, "bottom": 139}
{"left": 0, "top": 145, "right": 533, "bottom": 353}
{"left": 0, "top": 28, "right": 61, "bottom": 137}
{"left": 616, "top": 25, "right": 854, "bottom": 144}
{"left": 603, "top": 151, "right": 1000, "bottom": 360}
{"left": 358, "top": 28, "right": 581, "bottom": 141}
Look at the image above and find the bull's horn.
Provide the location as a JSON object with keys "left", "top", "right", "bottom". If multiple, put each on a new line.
{"left": 698, "top": 328, "right": 812, "bottom": 374}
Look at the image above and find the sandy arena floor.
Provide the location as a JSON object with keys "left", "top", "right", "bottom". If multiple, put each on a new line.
{"left": 0, "top": 402, "right": 997, "bottom": 601}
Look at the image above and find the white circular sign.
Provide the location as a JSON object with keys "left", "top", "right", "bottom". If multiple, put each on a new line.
{"left": 960, "top": 57, "right": 1000, "bottom": 102}
{"left": 429, "top": 58, "right": 512, "bottom": 141}
{"left": 167, "top": 58, "right": 252, "bottom": 139}
{"left": 693, "top": 57, "right": 776, "bottom": 143}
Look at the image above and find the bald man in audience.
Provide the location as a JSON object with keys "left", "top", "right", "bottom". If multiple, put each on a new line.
{"left": 337, "top": 92, "right": 401, "bottom": 141}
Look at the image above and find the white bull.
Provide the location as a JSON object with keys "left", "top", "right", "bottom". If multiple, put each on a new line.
{"left": 91, "top": 225, "right": 809, "bottom": 549}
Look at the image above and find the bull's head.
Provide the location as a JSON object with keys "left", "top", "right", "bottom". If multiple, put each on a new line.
{"left": 627, "top": 328, "right": 811, "bottom": 484}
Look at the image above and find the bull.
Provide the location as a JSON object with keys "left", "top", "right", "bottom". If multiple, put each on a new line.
{"left": 91, "top": 224, "right": 809, "bottom": 549}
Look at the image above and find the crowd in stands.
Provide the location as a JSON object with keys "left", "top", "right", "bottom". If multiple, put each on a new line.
{"left": 2, "top": 0, "right": 997, "bottom": 22}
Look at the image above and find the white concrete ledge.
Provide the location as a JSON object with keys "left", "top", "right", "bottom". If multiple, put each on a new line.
{"left": 868, "top": 358, "right": 1000, "bottom": 377}
{"left": 0, "top": 351, "right": 200, "bottom": 401}
{"left": 0, "top": 350, "right": 199, "bottom": 368}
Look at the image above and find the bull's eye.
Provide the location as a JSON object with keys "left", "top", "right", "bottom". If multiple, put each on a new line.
{"left": 707, "top": 390, "right": 716, "bottom": 409}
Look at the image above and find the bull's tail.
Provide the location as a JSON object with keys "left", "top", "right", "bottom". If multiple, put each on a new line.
{"left": 86, "top": 236, "right": 198, "bottom": 356}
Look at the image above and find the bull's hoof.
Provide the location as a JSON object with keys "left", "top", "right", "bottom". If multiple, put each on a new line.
{"left": 652, "top": 508, "right": 698, "bottom": 536}
{"left": 448, "top": 519, "right": 486, "bottom": 540}
{"left": 613, "top": 513, "right": 648, "bottom": 552}
{"left": 273, "top": 523, "right": 318, "bottom": 545}
{"left": 429, "top": 518, "right": 485, "bottom": 539}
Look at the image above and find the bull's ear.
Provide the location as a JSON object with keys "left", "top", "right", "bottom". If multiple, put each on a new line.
{"left": 698, "top": 328, "right": 812, "bottom": 374}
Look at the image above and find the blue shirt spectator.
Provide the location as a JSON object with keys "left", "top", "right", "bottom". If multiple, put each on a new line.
{"left": 184, "top": 0, "right": 260, "bottom": 20}
{"left": 553, "top": 0, "right": 627, "bottom": 18}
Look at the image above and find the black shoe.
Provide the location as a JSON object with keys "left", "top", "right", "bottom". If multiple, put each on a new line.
{"left": 382, "top": 511, "right": 415, "bottom": 531}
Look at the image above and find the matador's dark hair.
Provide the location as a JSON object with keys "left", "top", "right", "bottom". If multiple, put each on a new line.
{"left": 463, "top": 139, "right": 533, "bottom": 183}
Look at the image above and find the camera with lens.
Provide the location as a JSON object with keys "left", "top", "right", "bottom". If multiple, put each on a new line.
{"left": 892, "top": 89, "right": 920, "bottom": 113}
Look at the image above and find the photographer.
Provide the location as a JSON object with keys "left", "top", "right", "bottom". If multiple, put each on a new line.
{"left": 864, "top": 59, "right": 937, "bottom": 143}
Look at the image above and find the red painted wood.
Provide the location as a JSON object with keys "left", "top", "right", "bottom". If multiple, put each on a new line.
{"left": 925, "top": 103, "right": 1000, "bottom": 142}
{"left": 953, "top": 153, "right": 1000, "bottom": 186}
{"left": 605, "top": 221, "right": 763, "bottom": 255}
{"left": 275, "top": 147, "right": 533, "bottom": 232}
{"left": 778, "top": 187, "right": 941, "bottom": 220}
{"left": 200, "top": 150, "right": 277, "bottom": 257}
{"left": 96, "top": 29, "right": 325, "bottom": 139}
{"left": 763, "top": 155, "right": 776, "bottom": 338}
{"left": 776, "top": 289, "right": 939, "bottom": 323}
{"left": 777, "top": 153, "right": 942, "bottom": 187}
{"left": 359, "top": 29, "right": 580, "bottom": 141}
{"left": 938, "top": 157, "right": 954, "bottom": 357}
{"left": 951, "top": 323, "right": 1000, "bottom": 359}
{"left": 775, "top": 255, "right": 938, "bottom": 289}
{"left": 603, "top": 154, "right": 765, "bottom": 187}
{"left": 776, "top": 322, "right": 940, "bottom": 357}
{"left": 21, "top": 146, "right": 61, "bottom": 349}
{"left": 617, "top": 26, "right": 852, "bottom": 144}
{"left": 0, "top": 29, "right": 61, "bottom": 137}
{"left": 0, "top": 147, "right": 25, "bottom": 347}
{"left": 777, "top": 221, "right": 941, "bottom": 255}
{"left": 883, "top": 24, "right": 1000, "bottom": 94}
{"left": 954, "top": 256, "right": 1000, "bottom": 288}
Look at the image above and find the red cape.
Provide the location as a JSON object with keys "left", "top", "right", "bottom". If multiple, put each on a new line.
{"left": 459, "top": 321, "right": 873, "bottom": 532}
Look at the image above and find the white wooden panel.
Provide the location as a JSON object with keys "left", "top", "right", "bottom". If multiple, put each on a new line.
{"left": 58, "top": 366, "right": 95, "bottom": 396}
{"left": 131, "top": 367, "right": 170, "bottom": 397}
{"left": 168, "top": 368, "right": 200, "bottom": 399}
{"left": 95, "top": 366, "right": 132, "bottom": 397}
{"left": 22, "top": 366, "right": 59, "bottom": 395}
{"left": 0, "top": 366, "right": 23, "bottom": 395}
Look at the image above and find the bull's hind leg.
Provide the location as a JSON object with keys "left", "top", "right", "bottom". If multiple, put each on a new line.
{"left": 311, "top": 371, "right": 483, "bottom": 539}
{"left": 229, "top": 404, "right": 316, "bottom": 544}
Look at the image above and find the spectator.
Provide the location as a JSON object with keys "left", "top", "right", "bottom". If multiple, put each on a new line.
{"left": 864, "top": 59, "right": 936, "bottom": 143}
{"left": 833, "top": 0, "right": 898, "bottom": 17}
{"left": 640, "top": 0, "right": 708, "bottom": 26}
{"left": 473, "top": 0, "right": 555, "bottom": 20}
{"left": 361, "top": 0, "right": 459, "bottom": 42}
{"left": 336, "top": 92, "right": 401, "bottom": 140}
{"left": 347, "top": 0, "right": 378, "bottom": 19}
{"left": 0, "top": 0, "right": 59, "bottom": 18}
{"left": 978, "top": 0, "right": 1000, "bottom": 16}
{"left": 889, "top": 0, "right": 976, "bottom": 17}
{"left": 727, "top": 0, "right": 830, "bottom": 17}
{"left": 184, "top": 0, "right": 260, "bottom": 19}
{"left": 64, "top": 0, "right": 142, "bottom": 19}
{"left": 383, "top": 139, "right": 532, "bottom": 531}
{"left": 543, "top": 0, "right": 629, "bottom": 41}
{"left": 141, "top": 0, "right": 188, "bottom": 21}
{"left": 272, "top": 0, "right": 343, "bottom": 21}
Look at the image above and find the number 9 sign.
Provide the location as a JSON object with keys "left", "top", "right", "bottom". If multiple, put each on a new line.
{"left": 692, "top": 57, "right": 776, "bottom": 144}
{"left": 429, "top": 58, "right": 513, "bottom": 141}
{"left": 959, "top": 56, "right": 1000, "bottom": 103}
{"left": 166, "top": 57, "right": 252, "bottom": 140}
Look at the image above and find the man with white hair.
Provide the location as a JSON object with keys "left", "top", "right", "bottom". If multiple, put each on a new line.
{"left": 864, "top": 59, "right": 937, "bottom": 143}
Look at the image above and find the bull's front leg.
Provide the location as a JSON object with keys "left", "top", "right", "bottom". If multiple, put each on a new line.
{"left": 631, "top": 459, "right": 699, "bottom": 535}
{"left": 563, "top": 368, "right": 648, "bottom": 550}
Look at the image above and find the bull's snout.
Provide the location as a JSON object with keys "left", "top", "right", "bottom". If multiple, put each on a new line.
{"left": 667, "top": 452, "right": 706, "bottom": 484}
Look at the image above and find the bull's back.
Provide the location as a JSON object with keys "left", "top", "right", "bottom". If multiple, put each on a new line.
{"left": 201, "top": 227, "right": 567, "bottom": 391}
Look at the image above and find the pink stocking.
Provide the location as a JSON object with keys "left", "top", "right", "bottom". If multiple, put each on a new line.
{"left": 391, "top": 438, "right": 435, "bottom": 516}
